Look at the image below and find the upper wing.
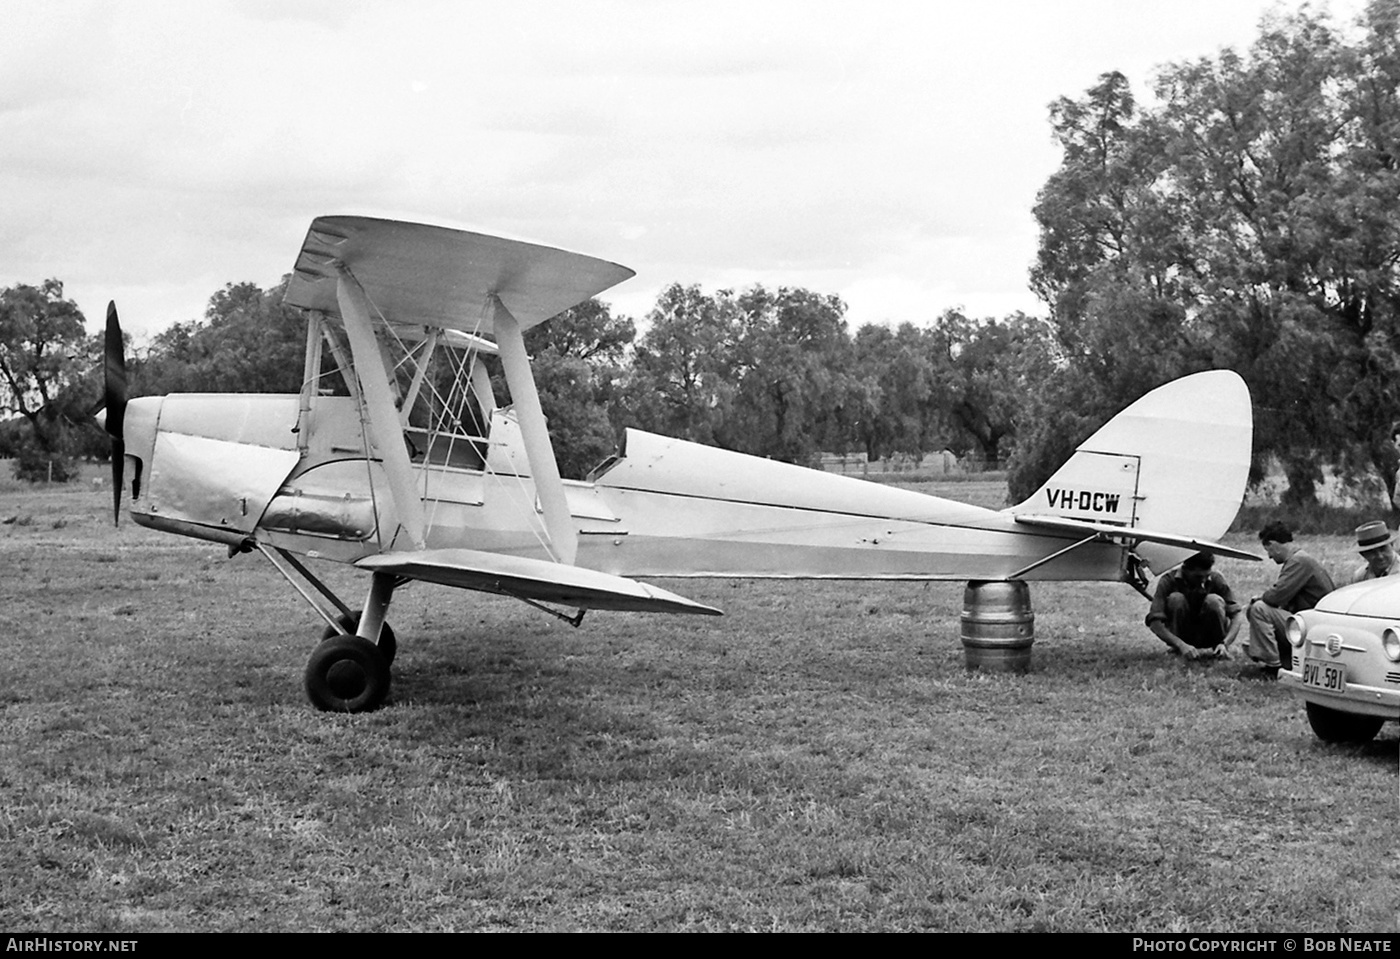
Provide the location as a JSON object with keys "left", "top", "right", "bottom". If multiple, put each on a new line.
{"left": 355, "top": 548, "right": 723, "bottom": 616}
{"left": 1012, "top": 513, "right": 1263, "bottom": 562}
{"left": 283, "top": 215, "right": 635, "bottom": 335}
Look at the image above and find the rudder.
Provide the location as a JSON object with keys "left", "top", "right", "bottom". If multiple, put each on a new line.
{"left": 1012, "top": 370, "right": 1252, "bottom": 546}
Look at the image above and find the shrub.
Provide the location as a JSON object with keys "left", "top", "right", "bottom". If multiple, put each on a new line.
{"left": 10, "top": 444, "right": 76, "bottom": 483}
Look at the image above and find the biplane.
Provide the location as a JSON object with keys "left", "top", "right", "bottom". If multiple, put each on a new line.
{"left": 99, "top": 215, "right": 1258, "bottom": 712}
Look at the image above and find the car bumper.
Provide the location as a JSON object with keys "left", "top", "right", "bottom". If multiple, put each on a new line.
{"left": 1278, "top": 669, "right": 1400, "bottom": 719}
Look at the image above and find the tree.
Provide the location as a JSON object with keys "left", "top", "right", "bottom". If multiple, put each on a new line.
{"left": 623, "top": 283, "right": 871, "bottom": 465}
{"left": 848, "top": 314, "right": 1055, "bottom": 468}
{"left": 931, "top": 311, "right": 1058, "bottom": 468}
{"left": 1154, "top": 9, "right": 1356, "bottom": 501}
{"left": 624, "top": 284, "right": 742, "bottom": 447}
{"left": 140, "top": 278, "right": 305, "bottom": 395}
{"left": 519, "top": 299, "right": 636, "bottom": 478}
{"left": 1032, "top": 72, "right": 1187, "bottom": 330}
{"left": 1026, "top": 3, "right": 1400, "bottom": 504}
{"left": 851, "top": 322, "right": 939, "bottom": 462}
{"left": 1337, "top": 0, "right": 1400, "bottom": 496}
{"left": 0, "top": 279, "right": 88, "bottom": 480}
{"left": 1024, "top": 69, "right": 1211, "bottom": 498}
{"left": 722, "top": 286, "right": 857, "bottom": 464}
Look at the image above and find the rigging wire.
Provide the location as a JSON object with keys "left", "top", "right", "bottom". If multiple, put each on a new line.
{"left": 341, "top": 287, "right": 559, "bottom": 561}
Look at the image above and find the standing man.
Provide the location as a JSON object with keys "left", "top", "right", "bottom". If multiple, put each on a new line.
{"left": 1246, "top": 521, "right": 1335, "bottom": 675}
{"left": 1146, "top": 551, "right": 1244, "bottom": 660}
{"left": 1343, "top": 520, "right": 1400, "bottom": 585}
{"left": 1392, "top": 422, "right": 1400, "bottom": 514}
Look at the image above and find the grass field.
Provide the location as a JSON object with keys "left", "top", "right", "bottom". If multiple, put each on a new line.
{"left": 1, "top": 477, "right": 1396, "bottom": 932}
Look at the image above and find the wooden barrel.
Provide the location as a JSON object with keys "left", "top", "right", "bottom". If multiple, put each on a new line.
{"left": 960, "top": 580, "right": 1034, "bottom": 673}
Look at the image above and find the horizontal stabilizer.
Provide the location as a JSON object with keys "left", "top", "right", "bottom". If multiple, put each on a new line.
{"left": 1012, "top": 514, "right": 1262, "bottom": 562}
{"left": 355, "top": 548, "right": 722, "bottom": 616}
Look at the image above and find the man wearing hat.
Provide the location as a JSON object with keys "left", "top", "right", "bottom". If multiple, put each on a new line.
{"left": 1343, "top": 520, "right": 1399, "bottom": 585}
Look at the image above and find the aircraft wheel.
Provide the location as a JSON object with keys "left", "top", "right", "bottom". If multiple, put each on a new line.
{"left": 1304, "top": 702, "right": 1383, "bottom": 744}
{"left": 322, "top": 612, "right": 397, "bottom": 666}
{"left": 305, "top": 635, "right": 391, "bottom": 713}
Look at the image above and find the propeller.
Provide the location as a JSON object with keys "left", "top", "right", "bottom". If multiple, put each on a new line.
{"left": 103, "top": 301, "right": 128, "bottom": 526}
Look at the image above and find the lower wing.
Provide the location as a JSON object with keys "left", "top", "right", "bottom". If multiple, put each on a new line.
{"left": 355, "top": 548, "right": 722, "bottom": 616}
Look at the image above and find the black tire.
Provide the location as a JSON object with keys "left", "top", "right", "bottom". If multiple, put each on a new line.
{"left": 305, "top": 635, "right": 391, "bottom": 713}
{"left": 1305, "top": 701, "right": 1384, "bottom": 744}
{"left": 322, "top": 611, "right": 397, "bottom": 666}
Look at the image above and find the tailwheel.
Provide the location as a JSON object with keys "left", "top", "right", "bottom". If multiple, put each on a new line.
{"left": 322, "top": 612, "right": 398, "bottom": 666}
{"left": 304, "top": 635, "right": 391, "bottom": 713}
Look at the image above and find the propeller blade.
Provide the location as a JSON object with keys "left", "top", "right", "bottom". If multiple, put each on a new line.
{"left": 103, "top": 301, "right": 128, "bottom": 526}
{"left": 110, "top": 438, "right": 125, "bottom": 525}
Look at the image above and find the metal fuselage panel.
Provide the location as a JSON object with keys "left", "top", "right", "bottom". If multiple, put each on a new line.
{"left": 127, "top": 394, "right": 302, "bottom": 543}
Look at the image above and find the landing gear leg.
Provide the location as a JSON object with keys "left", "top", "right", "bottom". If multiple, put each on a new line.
{"left": 257, "top": 546, "right": 406, "bottom": 711}
{"left": 355, "top": 572, "right": 396, "bottom": 646}
{"left": 303, "top": 571, "right": 399, "bottom": 713}
{"left": 322, "top": 613, "right": 398, "bottom": 665}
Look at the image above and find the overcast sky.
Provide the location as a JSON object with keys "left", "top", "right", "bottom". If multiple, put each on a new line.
{"left": 0, "top": 0, "right": 1372, "bottom": 341}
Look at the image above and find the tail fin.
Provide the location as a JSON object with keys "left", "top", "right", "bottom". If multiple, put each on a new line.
{"left": 1011, "top": 370, "right": 1252, "bottom": 547}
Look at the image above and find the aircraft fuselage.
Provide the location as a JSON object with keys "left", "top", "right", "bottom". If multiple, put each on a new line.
{"left": 121, "top": 392, "right": 1127, "bottom": 585}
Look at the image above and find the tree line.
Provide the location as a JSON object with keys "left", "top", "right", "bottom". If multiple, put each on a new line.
{"left": 0, "top": 274, "right": 1046, "bottom": 488}
{"left": 4, "top": 1, "right": 1400, "bottom": 505}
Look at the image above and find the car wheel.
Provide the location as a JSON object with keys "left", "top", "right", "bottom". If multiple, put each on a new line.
{"left": 1305, "top": 701, "right": 1384, "bottom": 744}
{"left": 322, "top": 611, "right": 397, "bottom": 666}
{"left": 305, "top": 635, "right": 391, "bottom": 712}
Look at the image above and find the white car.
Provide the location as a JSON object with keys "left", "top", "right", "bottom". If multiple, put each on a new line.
{"left": 1279, "top": 578, "right": 1400, "bottom": 743}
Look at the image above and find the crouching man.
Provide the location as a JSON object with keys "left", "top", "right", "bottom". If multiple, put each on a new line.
{"left": 1246, "top": 521, "right": 1335, "bottom": 675}
{"left": 1146, "top": 551, "right": 1244, "bottom": 660}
